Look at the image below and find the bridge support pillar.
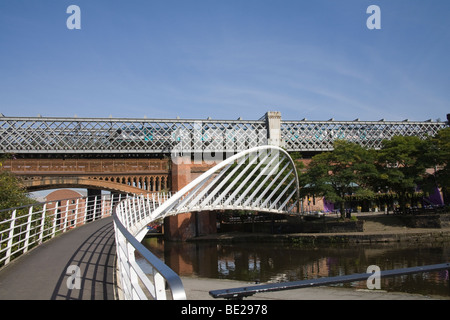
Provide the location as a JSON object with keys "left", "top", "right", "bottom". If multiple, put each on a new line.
{"left": 171, "top": 155, "right": 191, "bottom": 192}
{"left": 164, "top": 211, "right": 216, "bottom": 241}
{"left": 167, "top": 155, "right": 196, "bottom": 241}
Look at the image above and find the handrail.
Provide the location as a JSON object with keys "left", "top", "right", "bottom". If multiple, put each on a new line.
{"left": 209, "top": 263, "right": 450, "bottom": 299}
{"left": 0, "top": 194, "right": 118, "bottom": 268}
{"left": 112, "top": 210, "right": 186, "bottom": 300}
{"left": 0, "top": 192, "right": 186, "bottom": 300}
{"left": 113, "top": 193, "right": 186, "bottom": 300}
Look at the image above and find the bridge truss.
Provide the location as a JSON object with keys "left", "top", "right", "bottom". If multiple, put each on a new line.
{"left": 1, "top": 114, "right": 447, "bottom": 154}
{"left": 281, "top": 118, "right": 447, "bottom": 152}
{"left": 0, "top": 116, "right": 267, "bottom": 154}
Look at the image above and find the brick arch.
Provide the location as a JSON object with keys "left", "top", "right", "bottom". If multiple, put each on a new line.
{"left": 21, "top": 176, "right": 149, "bottom": 194}
{"left": 21, "top": 174, "right": 171, "bottom": 194}
{"left": 2, "top": 158, "right": 171, "bottom": 193}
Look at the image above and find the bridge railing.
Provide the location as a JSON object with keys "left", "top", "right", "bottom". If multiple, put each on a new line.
{"left": 210, "top": 263, "right": 450, "bottom": 299}
{"left": 0, "top": 194, "right": 119, "bottom": 268}
{"left": 113, "top": 193, "right": 187, "bottom": 300}
{"left": 0, "top": 191, "right": 185, "bottom": 300}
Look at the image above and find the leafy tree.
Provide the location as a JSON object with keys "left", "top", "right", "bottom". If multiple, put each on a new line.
{"left": 429, "top": 127, "right": 450, "bottom": 204}
{"left": 0, "top": 156, "right": 34, "bottom": 213}
{"left": 376, "top": 136, "right": 432, "bottom": 213}
{"left": 301, "top": 140, "right": 378, "bottom": 218}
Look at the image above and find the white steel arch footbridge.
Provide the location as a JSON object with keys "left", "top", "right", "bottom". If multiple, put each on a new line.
{"left": 113, "top": 145, "right": 300, "bottom": 300}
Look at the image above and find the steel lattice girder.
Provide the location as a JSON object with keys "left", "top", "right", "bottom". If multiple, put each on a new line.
{"left": 0, "top": 117, "right": 268, "bottom": 154}
{"left": 0, "top": 116, "right": 447, "bottom": 154}
{"left": 281, "top": 119, "right": 447, "bottom": 151}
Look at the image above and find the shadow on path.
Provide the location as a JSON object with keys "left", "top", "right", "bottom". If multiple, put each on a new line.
{"left": 51, "top": 220, "right": 116, "bottom": 300}
{"left": 0, "top": 217, "right": 116, "bottom": 300}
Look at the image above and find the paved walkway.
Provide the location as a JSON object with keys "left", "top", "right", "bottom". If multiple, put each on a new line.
{"left": 0, "top": 217, "right": 116, "bottom": 300}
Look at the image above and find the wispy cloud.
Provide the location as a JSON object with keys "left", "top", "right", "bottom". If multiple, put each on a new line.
{"left": 1, "top": 1, "right": 448, "bottom": 122}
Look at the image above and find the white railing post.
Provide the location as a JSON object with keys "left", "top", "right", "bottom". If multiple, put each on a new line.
{"left": 101, "top": 195, "right": 106, "bottom": 218}
{"left": 136, "top": 196, "right": 142, "bottom": 223}
{"left": 146, "top": 194, "right": 151, "bottom": 216}
{"left": 38, "top": 203, "right": 47, "bottom": 244}
{"left": 5, "top": 209, "right": 17, "bottom": 265}
{"left": 63, "top": 201, "right": 69, "bottom": 233}
{"left": 127, "top": 242, "right": 140, "bottom": 300}
{"left": 93, "top": 195, "right": 98, "bottom": 220}
{"left": 127, "top": 200, "right": 133, "bottom": 228}
{"left": 23, "top": 206, "right": 34, "bottom": 254}
{"left": 154, "top": 272, "right": 167, "bottom": 300}
{"left": 83, "top": 197, "right": 88, "bottom": 224}
{"left": 74, "top": 198, "right": 79, "bottom": 227}
{"left": 51, "top": 203, "right": 58, "bottom": 238}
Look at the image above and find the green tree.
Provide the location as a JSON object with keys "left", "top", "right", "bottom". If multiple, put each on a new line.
{"left": 376, "top": 136, "right": 432, "bottom": 213}
{"left": 301, "top": 140, "right": 378, "bottom": 218}
{"left": 0, "top": 156, "right": 33, "bottom": 213}
{"left": 429, "top": 127, "right": 450, "bottom": 204}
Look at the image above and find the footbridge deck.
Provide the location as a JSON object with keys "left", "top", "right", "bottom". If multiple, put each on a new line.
{"left": 0, "top": 217, "right": 116, "bottom": 300}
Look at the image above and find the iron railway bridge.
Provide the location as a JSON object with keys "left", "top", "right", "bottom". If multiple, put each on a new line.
{"left": 1, "top": 112, "right": 447, "bottom": 155}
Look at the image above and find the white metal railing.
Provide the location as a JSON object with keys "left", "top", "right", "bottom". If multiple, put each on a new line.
{"left": 0, "top": 194, "right": 120, "bottom": 268}
{"left": 0, "top": 192, "right": 185, "bottom": 300}
{"left": 113, "top": 192, "right": 187, "bottom": 300}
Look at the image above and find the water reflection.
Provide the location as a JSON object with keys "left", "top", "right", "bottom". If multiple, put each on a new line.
{"left": 142, "top": 237, "right": 450, "bottom": 297}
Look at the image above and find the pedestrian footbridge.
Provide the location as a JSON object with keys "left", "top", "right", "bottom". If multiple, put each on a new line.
{"left": 0, "top": 146, "right": 299, "bottom": 300}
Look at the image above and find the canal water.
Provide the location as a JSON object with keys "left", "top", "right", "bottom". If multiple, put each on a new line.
{"left": 142, "top": 236, "right": 450, "bottom": 298}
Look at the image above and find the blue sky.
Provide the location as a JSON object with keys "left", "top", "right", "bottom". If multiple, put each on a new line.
{"left": 0, "top": 0, "right": 449, "bottom": 121}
